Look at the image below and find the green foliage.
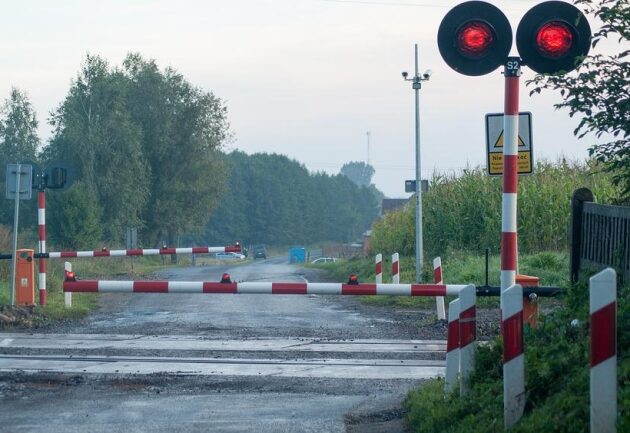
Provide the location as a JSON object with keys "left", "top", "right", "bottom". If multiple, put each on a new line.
{"left": 340, "top": 161, "right": 375, "bottom": 187}
{"left": 46, "top": 181, "right": 103, "bottom": 250}
{"left": 42, "top": 53, "right": 230, "bottom": 248}
{"left": 0, "top": 88, "right": 41, "bottom": 228}
{"left": 528, "top": 0, "right": 630, "bottom": 200}
{"left": 203, "top": 152, "right": 380, "bottom": 246}
{"left": 405, "top": 275, "right": 630, "bottom": 432}
{"left": 371, "top": 160, "right": 619, "bottom": 258}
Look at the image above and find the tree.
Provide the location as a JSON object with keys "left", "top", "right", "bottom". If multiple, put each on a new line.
{"left": 528, "top": 0, "right": 630, "bottom": 198}
{"left": 340, "top": 161, "right": 375, "bottom": 187}
{"left": 122, "top": 54, "right": 229, "bottom": 246}
{"left": 0, "top": 88, "right": 40, "bottom": 226}
{"left": 46, "top": 55, "right": 150, "bottom": 243}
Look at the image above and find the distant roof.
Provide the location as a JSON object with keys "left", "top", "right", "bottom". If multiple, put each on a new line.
{"left": 381, "top": 198, "right": 409, "bottom": 214}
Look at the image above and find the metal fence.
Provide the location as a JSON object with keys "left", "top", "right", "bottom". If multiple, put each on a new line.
{"left": 571, "top": 188, "right": 630, "bottom": 282}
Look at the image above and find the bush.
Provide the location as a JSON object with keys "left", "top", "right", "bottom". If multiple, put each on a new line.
{"left": 405, "top": 274, "right": 629, "bottom": 432}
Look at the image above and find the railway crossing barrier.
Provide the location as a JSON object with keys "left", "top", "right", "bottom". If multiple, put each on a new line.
{"left": 62, "top": 265, "right": 477, "bottom": 396}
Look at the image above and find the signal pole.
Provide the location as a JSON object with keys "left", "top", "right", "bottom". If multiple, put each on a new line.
{"left": 402, "top": 44, "right": 431, "bottom": 283}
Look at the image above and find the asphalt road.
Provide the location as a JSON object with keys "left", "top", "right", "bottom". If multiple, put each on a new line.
{"left": 0, "top": 256, "right": 449, "bottom": 433}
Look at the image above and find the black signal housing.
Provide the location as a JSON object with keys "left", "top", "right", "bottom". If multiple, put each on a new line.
{"left": 516, "top": 1, "right": 591, "bottom": 74}
{"left": 437, "top": 1, "right": 512, "bottom": 76}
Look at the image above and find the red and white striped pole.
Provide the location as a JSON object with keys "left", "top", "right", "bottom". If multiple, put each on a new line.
{"left": 64, "top": 277, "right": 469, "bottom": 296}
{"left": 444, "top": 298, "right": 460, "bottom": 394}
{"left": 502, "top": 284, "right": 524, "bottom": 429}
{"left": 500, "top": 58, "right": 521, "bottom": 303}
{"left": 589, "top": 268, "right": 617, "bottom": 433}
{"left": 37, "top": 190, "right": 47, "bottom": 306}
{"left": 458, "top": 284, "right": 476, "bottom": 396}
{"left": 392, "top": 253, "right": 400, "bottom": 284}
{"left": 45, "top": 245, "right": 240, "bottom": 258}
{"left": 501, "top": 58, "right": 524, "bottom": 430}
{"left": 375, "top": 254, "right": 383, "bottom": 284}
{"left": 433, "top": 257, "right": 446, "bottom": 321}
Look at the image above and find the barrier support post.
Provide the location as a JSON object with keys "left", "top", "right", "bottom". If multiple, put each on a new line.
{"left": 459, "top": 284, "right": 476, "bottom": 395}
{"left": 375, "top": 254, "right": 383, "bottom": 284}
{"left": 392, "top": 253, "right": 400, "bottom": 284}
{"left": 445, "top": 298, "right": 460, "bottom": 394}
{"left": 502, "top": 284, "right": 524, "bottom": 430}
{"left": 433, "top": 257, "right": 447, "bottom": 321}
{"left": 64, "top": 262, "right": 72, "bottom": 308}
{"left": 589, "top": 268, "right": 617, "bottom": 433}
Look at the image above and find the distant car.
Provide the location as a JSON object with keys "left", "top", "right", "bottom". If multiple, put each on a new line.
{"left": 253, "top": 246, "right": 267, "bottom": 260}
{"left": 215, "top": 252, "right": 246, "bottom": 260}
{"left": 311, "top": 257, "right": 337, "bottom": 264}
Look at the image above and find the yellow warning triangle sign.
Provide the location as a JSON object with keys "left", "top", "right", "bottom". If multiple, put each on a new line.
{"left": 494, "top": 131, "right": 526, "bottom": 148}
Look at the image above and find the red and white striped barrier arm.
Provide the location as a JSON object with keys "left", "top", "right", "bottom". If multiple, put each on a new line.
{"left": 38, "top": 191, "right": 47, "bottom": 306}
{"left": 48, "top": 245, "right": 241, "bottom": 258}
{"left": 433, "top": 257, "right": 446, "bottom": 321}
{"left": 500, "top": 69, "right": 520, "bottom": 308}
{"left": 444, "top": 298, "right": 460, "bottom": 394}
{"left": 375, "top": 254, "right": 383, "bottom": 284}
{"left": 392, "top": 253, "right": 400, "bottom": 284}
{"left": 589, "top": 268, "right": 617, "bottom": 433}
{"left": 64, "top": 278, "right": 469, "bottom": 296}
{"left": 502, "top": 284, "right": 525, "bottom": 429}
{"left": 458, "top": 284, "right": 476, "bottom": 396}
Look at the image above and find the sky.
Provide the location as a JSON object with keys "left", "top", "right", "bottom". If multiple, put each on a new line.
{"left": 0, "top": 0, "right": 623, "bottom": 198}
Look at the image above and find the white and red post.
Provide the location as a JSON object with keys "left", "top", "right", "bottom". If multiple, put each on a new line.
{"left": 433, "top": 257, "right": 446, "bottom": 321}
{"left": 458, "top": 284, "right": 476, "bottom": 396}
{"left": 392, "top": 253, "right": 400, "bottom": 284}
{"left": 37, "top": 190, "right": 47, "bottom": 306}
{"left": 445, "top": 298, "right": 460, "bottom": 394}
{"left": 502, "top": 284, "right": 524, "bottom": 430}
{"left": 375, "top": 254, "right": 383, "bottom": 284}
{"left": 500, "top": 59, "right": 524, "bottom": 429}
{"left": 589, "top": 268, "right": 617, "bottom": 433}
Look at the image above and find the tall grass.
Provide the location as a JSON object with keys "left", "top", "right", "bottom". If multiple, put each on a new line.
{"left": 371, "top": 159, "right": 619, "bottom": 258}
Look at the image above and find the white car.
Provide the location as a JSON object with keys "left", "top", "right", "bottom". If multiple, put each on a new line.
{"left": 215, "top": 252, "right": 246, "bottom": 260}
{"left": 311, "top": 257, "right": 337, "bottom": 264}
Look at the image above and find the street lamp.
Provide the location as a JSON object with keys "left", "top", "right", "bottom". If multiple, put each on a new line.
{"left": 402, "top": 43, "right": 431, "bottom": 284}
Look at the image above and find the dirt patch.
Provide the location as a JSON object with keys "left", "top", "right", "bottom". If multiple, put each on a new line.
{"left": 0, "top": 305, "right": 48, "bottom": 329}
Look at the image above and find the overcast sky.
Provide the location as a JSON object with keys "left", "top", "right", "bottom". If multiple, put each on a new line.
{"left": 0, "top": 0, "right": 622, "bottom": 197}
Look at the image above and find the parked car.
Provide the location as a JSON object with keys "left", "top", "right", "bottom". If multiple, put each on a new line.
{"left": 215, "top": 252, "right": 246, "bottom": 260}
{"left": 311, "top": 257, "right": 337, "bottom": 264}
{"left": 253, "top": 246, "right": 267, "bottom": 259}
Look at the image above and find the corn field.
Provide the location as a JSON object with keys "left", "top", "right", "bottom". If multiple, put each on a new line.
{"left": 370, "top": 160, "right": 620, "bottom": 259}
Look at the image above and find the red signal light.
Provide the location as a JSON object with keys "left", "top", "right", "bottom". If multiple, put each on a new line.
{"left": 65, "top": 271, "right": 76, "bottom": 281}
{"left": 457, "top": 21, "right": 494, "bottom": 58}
{"left": 536, "top": 21, "right": 573, "bottom": 58}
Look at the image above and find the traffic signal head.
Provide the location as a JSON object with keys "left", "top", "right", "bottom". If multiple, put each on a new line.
{"left": 437, "top": 1, "right": 512, "bottom": 76}
{"left": 516, "top": 1, "right": 591, "bottom": 74}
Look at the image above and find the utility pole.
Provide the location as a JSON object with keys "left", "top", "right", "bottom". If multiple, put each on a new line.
{"left": 402, "top": 44, "right": 431, "bottom": 283}
{"left": 366, "top": 131, "right": 371, "bottom": 166}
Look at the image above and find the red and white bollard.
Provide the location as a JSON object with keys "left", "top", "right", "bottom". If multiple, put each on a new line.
{"left": 392, "top": 253, "right": 400, "bottom": 284}
{"left": 445, "top": 298, "right": 460, "bottom": 394}
{"left": 458, "top": 284, "right": 476, "bottom": 396}
{"left": 433, "top": 257, "right": 447, "bottom": 321}
{"left": 375, "top": 254, "right": 383, "bottom": 284}
{"left": 38, "top": 190, "right": 47, "bottom": 305}
{"left": 589, "top": 268, "right": 617, "bottom": 433}
{"left": 64, "top": 262, "right": 73, "bottom": 307}
{"left": 502, "top": 284, "right": 524, "bottom": 430}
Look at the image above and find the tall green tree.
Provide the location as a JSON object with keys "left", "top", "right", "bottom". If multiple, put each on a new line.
{"left": 46, "top": 55, "right": 149, "bottom": 242}
{"left": 529, "top": 0, "right": 630, "bottom": 199}
{"left": 0, "top": 88, "right": 41, "bottom": 226}
{"left": 122, "top": 54, "right": 229, "bottom": 246}
{"left": 340, "top": 161, "right": 375, "bottom": 187}
{"left": 204, "top": 152, "right": 380, "bottom": 246}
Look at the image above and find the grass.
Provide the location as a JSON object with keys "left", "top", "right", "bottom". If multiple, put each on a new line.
{"left": 313, "top": 250, "right": 570, "bottom": 310}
